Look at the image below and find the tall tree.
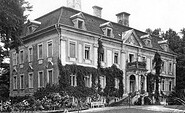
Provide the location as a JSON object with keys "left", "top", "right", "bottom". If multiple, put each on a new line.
{"left": 152, "top": 52, "right": 162, "bottom": 104}
{"left": 0, "top": 0, "right": 32, "bottom": 100}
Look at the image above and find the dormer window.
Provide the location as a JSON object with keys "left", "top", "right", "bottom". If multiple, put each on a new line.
{"left": 78, "top": 20, "right": 83, "bottom": 29}
{"left": 144, "top": 39, "right": 152, "bottom": 47}
{"left": 100, "top": 22, "right": 114, "bottom": 38}
{"left": 70, "top": 12, "right": 86, "bottom": 30}
{"left": 26, "top": 20, "right": 41, "bottom": 35}
{"left": 107, "top": 28, "right": 111, "bottom": 37}
{"left": 158, "top": 39, "right": 168, "bottom": 52}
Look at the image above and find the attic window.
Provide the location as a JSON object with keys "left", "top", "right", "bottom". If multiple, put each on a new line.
{"left": 144, "top": 39, "right": 152, "bottom": 47}
{"left": 78, "top": 20, "right": 83, "bottom": 29}
{"left": 107, "top": 28, "right": 111, "bottom": 37}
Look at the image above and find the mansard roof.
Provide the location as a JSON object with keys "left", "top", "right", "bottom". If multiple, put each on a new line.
{"left": 23, "top": 6, "right": 176, "bottom": 55}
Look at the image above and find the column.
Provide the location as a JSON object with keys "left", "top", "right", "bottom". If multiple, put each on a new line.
{"left": 144, "top": 76, "right": 147, "bottom": 91}
{"left": 135, "top": 75, "right": 139, "bottom": 91}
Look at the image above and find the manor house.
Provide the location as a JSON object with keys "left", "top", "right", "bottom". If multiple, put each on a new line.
{"left": 10, "top": 0, "right": 176, "bottom": 100}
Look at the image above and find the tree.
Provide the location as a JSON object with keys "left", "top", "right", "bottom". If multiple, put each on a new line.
{"left": 0, "top": 0, "right": 32, "bottom": 50}
{"left": 0, "top": 0, "right": 32, "bottom": 100}
{"left": 152, "top": 52, "right": 162, "bottom": 104}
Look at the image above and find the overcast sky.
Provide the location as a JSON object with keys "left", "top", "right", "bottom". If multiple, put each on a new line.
{"left": 27, "top": 0, "right": 185, "bottom": 33}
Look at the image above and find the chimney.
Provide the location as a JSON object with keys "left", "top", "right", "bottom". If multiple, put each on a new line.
{"left": 67, "top": 0, "right": 81, "bottom": 11}
{"left": 116, "top": 12, "right": 130, "bottom": 26}
{"left": 92, "top": 6, "right": 102, "bottom": 18}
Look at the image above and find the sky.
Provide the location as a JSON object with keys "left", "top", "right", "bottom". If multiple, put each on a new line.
{"left": 27, "top": 0, "right": 185, "bottom": 33}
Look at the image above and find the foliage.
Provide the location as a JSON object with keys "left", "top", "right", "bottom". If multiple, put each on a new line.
{"left": 102, "top": 65, "right": 123, "bottom": 97}
{"left": 0, "top": 0, "right": 32, "bottom": 50}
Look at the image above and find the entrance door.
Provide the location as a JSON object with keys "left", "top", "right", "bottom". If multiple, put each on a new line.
{"left": 130, "top": 75, "right": 136, "bottom": 93}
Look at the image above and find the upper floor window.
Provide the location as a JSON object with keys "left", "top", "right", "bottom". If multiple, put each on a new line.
{"left": 38, "top": 71, "right": 44, "bottom": 88}
{"left": 129, "top": 54, "right": 134, "bottom": 62}
{"left": 12, "top": 52, "right": 17, "bottom": 65}
{"left": 70, "top": 12, "right": 86, "bottom": 30}
{"left": 19, "top": 50, "right": 24, "bottom": 64}
{"left": 84, "top": 75, "right": 91, "bottom": 87}
{"left": 13, "top": 75, "right": 17, "bottom": 90}
{"left": 38, "top": 43, "right": 43, "bottom": 59}
{"left": 114, "top": 52, "right": 119, "bottom": 64}
{"left": 47, "top": 40, "right": 53, "bottom": 57}
{"left": 69, "top": 42, "right": 76, "bottom": 58}
{"left": 161, "top": 80, "right": 165, "bottom": 91}
{"left": 169, "top": 62, "right": 172, "bottom": 73}
{"left": 20, "top": 74, "right": 24, "bottom": 89}
{"left": 47, "top": 69, "right": 53, "bottom": 85}
{"left": 28, "top": 72, "right": 33, "bottom": 88}
{"left": 162, "top": 61, "right": 165, "bottom": 72}
{"left": 28, "top": 47, "right": 33, "bottom": 62}
{"left": 85, "top": 45, "right": 90, "bottom": 60}
{"left": 70, "top": 74, "right": 77, "bottom": 87}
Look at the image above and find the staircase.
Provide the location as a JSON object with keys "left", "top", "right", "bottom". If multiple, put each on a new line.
{"left": 109, "top": 92, "right": 137, "bottom": 107}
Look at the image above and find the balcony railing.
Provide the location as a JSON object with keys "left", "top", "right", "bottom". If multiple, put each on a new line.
{"left": 127, "top": 61, "right": 147, "bottom": 71}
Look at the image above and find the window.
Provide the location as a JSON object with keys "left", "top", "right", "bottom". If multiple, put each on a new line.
{"left": 38, "top": 71, "right": 44, "bottom": 88}
{"left": 12, "top": 52, "right": 17, "bottom": 65}
{"left": 70, "top": 74, "right": 77, "bottom": 86}
{"left": 28, "top": 47, "right": 33, "bottom": 62}
{"left": 169, "top": 62, "right": 172, "bottom": 73}
{"left": 13, "top": 75, "right": 17, "bottom": 90}
{"left": 100, "top": 76, "right": 106, "bottom": 89}
{"left": 69, "top": 42, "right": 76, "bottom": 58}
{"left": 20, "top": 74, "right": 24, "bottom": 89}
{"left": 47, "top": 40, "right": 53, "bottom": 57}
{"left": 169, "top": 81, "right": 172, "bottom": 91}
{"left": 47, "top": 69, "right": 53, "bottom": 84}
{"left": 78, "top": 20, "right": 83, "bottom": 29}
{"left": 115, "top": 78, "right": 119, "bottom": 89}
{"left": 84, "top": 75, "right": 91, "bottom": 87}
{"left": 106, "top": 28, "right": 111, "bottom": 37}
{"left": 38, "top": 43, "right": 43, "bottom": 59}
{"left": 114, "top": 52, "right": 119, "bottom": 64}
{"left": 162, "top": 61, "right": 165, "bottom": 72}
{"left": 19, "top": 50, "right": 24, "bottom": 64}
{"left": 161, "top": 80, "right": 165, "bottom": 91}
{"left": 145, "top": 39, "right": 152, "bottom": 47}
{"left": 28, "top": 73, "right": 33, "bottom": 88}
{"left": 129, "top": 54, "right": 134, "bottom": 62}
{"left": 85, "top": 46, "right": 90, "bottom": 60}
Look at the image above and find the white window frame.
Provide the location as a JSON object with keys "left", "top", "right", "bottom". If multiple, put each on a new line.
{"left": 38, "top": 70, "right": 44, "bottom": 88}
{"left": 68, "top": 40, "right": 77, "bottom": 61}
{"left": 84, "top": 74, "right": 92, "bottom": 87}
{"left": 20, "top": 74, "right": 24, "bottom": 89}
{"left": 77, "top": 19, "right": 84, "bottom": 29}
{"left": 12, "top": 52, "right": 17, "bottom": 65}
{"left": 47, "top": 40, "right": 53, "bottom": 58}
{"left": 168, "top": 62, "right": 173, "bottom": 73}
{"left": 47, "top": 69, "right": 53, "bottom": 84}
{"left": 37, "top": 43, "right": 43, "bottom": 59}
{"left": 13, "top": 75, "right": 17, "bottom": 90}
{"left": 113, "top": 51, "right": 119, "bottom": 64}
{"left": 28, "top": 72, "right": 34, "bottom": 88}
{"left": 19, "top": 49, "right": 24, "bottom": 64}
{"left": 128, "top": 53, "right": 135, "bottom": 63}
{"left": 28, "top": 46, "right": 33, "bottom": 62}
{"left": 106, "top": 28, "right": 112, "bottom": 37}
{"left": 70, "top": 74, "right": 77, "bottom": 87}
{"left": 84, "top": 44, "right": 90, "bottom": 60}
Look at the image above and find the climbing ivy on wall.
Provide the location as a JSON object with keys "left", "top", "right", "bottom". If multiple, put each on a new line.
{"left": 58, "top": 38, "right": 124, "bottom": 98}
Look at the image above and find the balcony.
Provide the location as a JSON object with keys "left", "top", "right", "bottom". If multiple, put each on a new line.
{"left": 127, "top": 61, "right": 147, "bottom": 71}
